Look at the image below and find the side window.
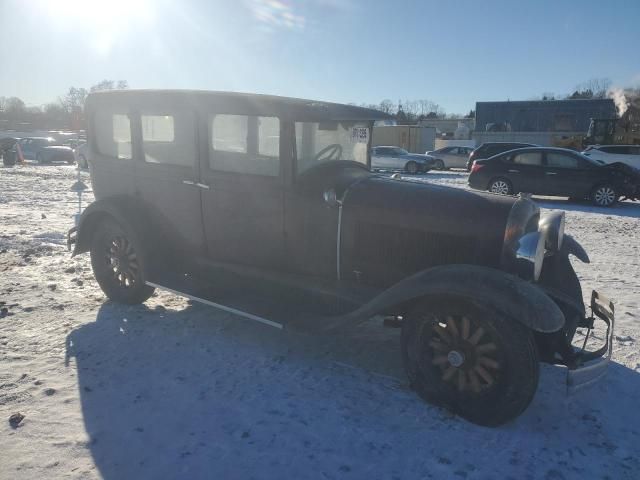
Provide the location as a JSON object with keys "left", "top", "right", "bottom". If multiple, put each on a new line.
{"left": 94, "top": 111, "right": 132, "bottom": 160}
{"left": 142, "top": 112, "right": 194, "bottom": 166}
{"left": 513, "top": 152, "right": 542, "bottom": 166}
{"left": 546, "top": 152, "right": 578, "bottom": 168}
{"left": 210, "top": 114, "right": 280, "bottom": 177}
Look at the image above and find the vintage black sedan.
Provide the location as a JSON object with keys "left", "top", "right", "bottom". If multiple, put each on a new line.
{"left": 468, "top": 147, "right": 640, "bottom": 206}
{"left": 68, "top": 90, "right": 614, "bottom": 427}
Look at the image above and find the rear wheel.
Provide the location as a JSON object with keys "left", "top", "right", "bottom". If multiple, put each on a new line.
{"left": 402, "top": 297, "right": 539, "bottom": 427}
{"left": 79, "top": 155, "right": 88, "bottom": 169}
{"left": 488, "top": 178, "right": 513, "bottom": 195}
{"left": 405, "top": 161, "right": 418, "bottom": 174}
{"left": 591, "top": 184, "right": 618, "bottom": 207}
{"left": 90, "top": 219, "right": 155, "bottom": 304}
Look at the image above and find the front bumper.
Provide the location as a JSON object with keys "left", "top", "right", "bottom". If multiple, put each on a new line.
{"left": 566, "top": 290, "right": 615, "bottom": 394}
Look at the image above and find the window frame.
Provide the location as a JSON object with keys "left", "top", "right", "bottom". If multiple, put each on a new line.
{"left": 544, "top": 151, "right": 581, "bottom": 169}
{"left": 207, "top": 113, "right": 282, "bottom": 179}
{"left": 92, "top": 110, "right": 134, "bottom": 161}
{"left": 512, "top": 151, "right": 543, "bottom": 166}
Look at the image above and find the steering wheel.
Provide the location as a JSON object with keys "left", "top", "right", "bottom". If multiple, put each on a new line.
{"left": 313, "top": 144, "right": 343, "bottom": 163}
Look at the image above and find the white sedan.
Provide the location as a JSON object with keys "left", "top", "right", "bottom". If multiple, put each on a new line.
{"left": 582, "top": 145, "right": 640, "bottom": 169}
{"left": 371, "top": 146, "right": 436, "bottom": 174}
{"left": 425, "top": 146, "right": 474, "bottom": 170}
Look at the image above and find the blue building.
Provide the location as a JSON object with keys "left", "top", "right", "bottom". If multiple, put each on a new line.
{"left": 476, "top": 99, "right": 616, "bottom": 133}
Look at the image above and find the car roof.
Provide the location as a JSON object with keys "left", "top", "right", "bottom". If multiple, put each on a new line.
{"left": 374, "top": 145, "right": 404, "bottom": 149}
{"left": 479, "top": 142, "right": 535, "bottom": 147}
{"left": 86, "top": 89, "right": 393, "bottom": 122}
{"left": 493, "top": 146, "right": 578, "bottom": 155}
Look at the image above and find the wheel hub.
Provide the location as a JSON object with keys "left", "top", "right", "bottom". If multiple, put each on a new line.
{"left": 447, "top": 350, "right": 465, "bottom": 367}
{"left": 104, "top": 235, "right": 139, "bottom": 289}
{"left": 428, "top": 315, "right": 501, "bottom": 393}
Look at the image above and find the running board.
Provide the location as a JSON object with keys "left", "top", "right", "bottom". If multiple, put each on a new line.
{"left": 145, "top": 281, "right": 284, "bottom": 330}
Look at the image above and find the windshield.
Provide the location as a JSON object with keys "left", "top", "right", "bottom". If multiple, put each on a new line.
{"left": 295, "top": 121, "right": 370, "bottom": 173}
{"left": 577, "top": 151, "right": 605, "bottom": 166}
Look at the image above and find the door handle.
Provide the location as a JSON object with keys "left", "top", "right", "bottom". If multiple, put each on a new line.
{"left": 183, "top": 180, "right": 210, "bottom": 190}
{"left": 507, "top": 169, "right": 520, "bottom": 173}
{"left": 545, "top": 172, "right": 557, "bottom": 175}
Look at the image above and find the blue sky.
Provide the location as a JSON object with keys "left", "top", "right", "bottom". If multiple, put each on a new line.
{"left": 1, "top": 0, "right": 638, "bottom": 114}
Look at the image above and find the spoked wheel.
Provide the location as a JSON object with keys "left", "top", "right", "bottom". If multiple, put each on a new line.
{"left": 429, "top": 314, "right": 502, "bottom": 394}
{"left": 90, "top": 219, "right": 154, "bottom": 304}
{"left": 405, "top": 161, "right": 419, "bottom": 174}
{"left": 488, "top": 178, "right": 512, "bottom": 195}
{"left": 591, "top": 184, "right": 618, "bottom": 207}
{"left": 402, "top": 297, "right": 539, "bottom": 427}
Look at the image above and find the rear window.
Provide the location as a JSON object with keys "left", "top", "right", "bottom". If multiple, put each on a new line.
{"left": 513, "top": 152, "right": 542, "bottom": 166}
{"left": 142, "top": 112, "right": 195, "bottom": 166}
{"left": 94, "top": 112, "right": 132, "bottom": 160}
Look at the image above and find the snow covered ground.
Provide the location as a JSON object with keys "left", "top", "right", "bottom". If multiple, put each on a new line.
{"left": 0, "top": 164, "right": 639, "bottom": 480}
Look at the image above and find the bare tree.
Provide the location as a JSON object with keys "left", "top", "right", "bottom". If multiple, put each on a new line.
{"left": 571, "top": 78, "right": 612, "bottom": 99}
{"left": 378, "top": 99, "right": 395, "bottom": 115}
{"left": 59, "top": 87, "right": 88, "bottom": 113}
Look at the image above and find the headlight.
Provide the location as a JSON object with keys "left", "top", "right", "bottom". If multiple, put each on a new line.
{"left": 539, "top": 211, "right": 565, "bottom": 252}
{"left": 514, "top": 232, "right": 545, "bottom": 281}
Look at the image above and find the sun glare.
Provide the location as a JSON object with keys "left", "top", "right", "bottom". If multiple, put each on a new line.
{"left": 38, "top": 0, "right": 154, "bottom": 54}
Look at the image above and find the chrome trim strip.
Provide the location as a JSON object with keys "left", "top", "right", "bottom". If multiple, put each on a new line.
{"left": 337, "top": 202, "right": 344, "bottom": 280}
{"left": 145, "top": 281, "right": 284, "bottom": 330}
{"left": 335, "top": 177, "right": 370, "bottom": 281}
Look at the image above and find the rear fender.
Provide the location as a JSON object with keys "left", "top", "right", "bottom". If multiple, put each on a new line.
{"left": 347, "top": 264, "right": 565, "bottom": 333}
{"left": 72, "top": 196, "right": 163, "bottom": 257}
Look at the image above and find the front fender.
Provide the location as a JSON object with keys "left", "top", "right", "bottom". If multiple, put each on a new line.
{"left": 346, "top": 264, "right": 565, "bottom": 333}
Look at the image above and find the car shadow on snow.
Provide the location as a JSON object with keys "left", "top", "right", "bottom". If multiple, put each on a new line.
{"left": 66, "top": 301, "right": 640, "bottom": 479}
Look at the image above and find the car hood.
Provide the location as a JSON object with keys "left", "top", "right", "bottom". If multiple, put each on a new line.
{"left": 339, "top": 175, "right": 517, "bottom": 285}
{"left": 603, "top": 161, "right": 640, "bottom": 177}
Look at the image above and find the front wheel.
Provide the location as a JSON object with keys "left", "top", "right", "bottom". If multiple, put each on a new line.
{"left": 405, "top": 161, "right": 419, "bottom": 174}
{"left": 36, "top": 153, "right": 44, "bottom": 164}
{"left": 90, "top": 219, "right": 155, "bottom": 304}
{"left": 402, "top": 297, "right": 539, "bottom": 427}
{"left": 434, "top": 159, "right": 445, "bottom": 170}
{"left": 591, "top": 184, "right": 618, "bottom": 207}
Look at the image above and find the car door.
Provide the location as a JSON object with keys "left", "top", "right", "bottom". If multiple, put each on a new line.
{"left": 371, "top": 147, "right": 385, "bottom": 169}
{"left": 20, "top": 139, "right": 35, "bottom": 159}
{"left": 449, "top": 147, "right": 469, "bottom": 168}
{"left": 372, "top": 147, "right": 395, "bottom": 169}
{"left": 542, "top": 151, "right": 594, "bottom": 197}
{"left": 132, "top": 108, "right": 206, "bottom": 256}
{"left": 628, "top": 147, "right": 640, "bottom": 169}
{"left": 505, "top": 151, "right": 545, "bottom": 193}
{"left": 199, "top": 113, "right": 285, "bottom": 269}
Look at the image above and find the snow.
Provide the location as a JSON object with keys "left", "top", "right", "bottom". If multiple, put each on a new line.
{"left": 1, "top": 165, "right": 639, "bottom": 479}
